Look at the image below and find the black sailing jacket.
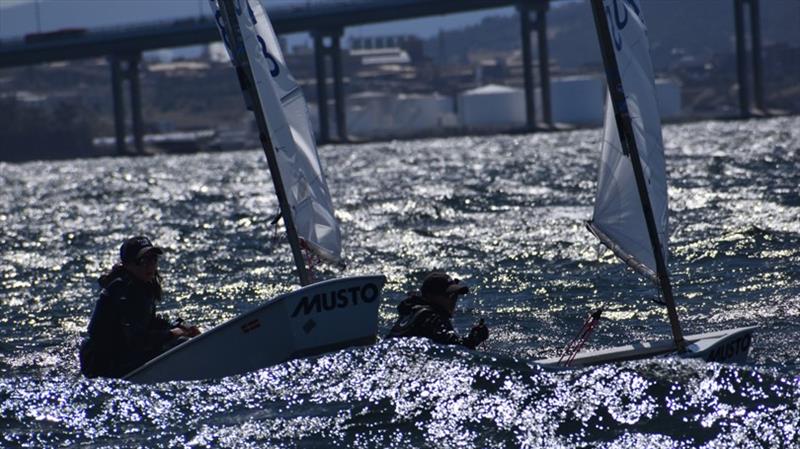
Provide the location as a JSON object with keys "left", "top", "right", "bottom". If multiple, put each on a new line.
{"left": 81, "top": 270, "right": 173, "bottom": 378}
{"left": 386, "top": 293, "right": 483, "bottom": 349}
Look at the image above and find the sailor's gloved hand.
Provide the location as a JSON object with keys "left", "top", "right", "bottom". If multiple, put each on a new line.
{"left": 468, "top": 319, "right": 489, "bottom": 344}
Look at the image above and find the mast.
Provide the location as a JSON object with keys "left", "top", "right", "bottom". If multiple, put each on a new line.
{"left": 217, "top": 0, "right": 311, "bottom": 286}
{"left": 589, "top": 0, "right": 685, "bottom": 351}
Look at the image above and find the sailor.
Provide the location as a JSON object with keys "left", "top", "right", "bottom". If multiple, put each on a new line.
{"left": 387, "top": 271, "right": 489, "bottom": 349}
{"left": 79, "top": 236, "right": 200, "bottom": 378}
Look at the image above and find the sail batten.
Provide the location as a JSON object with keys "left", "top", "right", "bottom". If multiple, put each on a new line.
{"left": 590, "top": 0, "right": 667, "bottom": 281}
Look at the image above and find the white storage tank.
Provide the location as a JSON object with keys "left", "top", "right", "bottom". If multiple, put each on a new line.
{"left": 655, "top": 78, "right": 682, "bottom": 120}
{"left": 457, "top": 84, "right": 526, "bottom": 130}
{"left": 393, "top": 93, "right": 455, "bottom": 136}
{"left": 549, "top": 75, "right": 605, "bottom": 126}
{"left": 346, "top": 91, "right": 396, "bottom": 138}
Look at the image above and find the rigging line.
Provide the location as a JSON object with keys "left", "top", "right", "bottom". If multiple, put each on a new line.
{"left": 558, "top": 307, "right": 604, "bottom": 367}
{"left": 652, "top": 288, "right": 666, "bottom": 306}
{"left": 299, "top": 239, "right": 318, "bottom": 283}
{"left": 269, "top": 210, "right": 282, "bottom": 225}
{"left": 270, "top": 211, "right": 282, "bottom": 247}
{"left": 565, "top": 318, "right": 601, "bottom": 366}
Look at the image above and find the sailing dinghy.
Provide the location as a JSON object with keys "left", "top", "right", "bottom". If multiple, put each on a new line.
{"left": 125, "top": 0, "right": 385, "bottom": 383}
{"left": 536, "top": 0, "right": 754, "bottom": 368}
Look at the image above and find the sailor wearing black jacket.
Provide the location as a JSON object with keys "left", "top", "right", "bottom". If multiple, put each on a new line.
{"left": 79, "top": 236, "right": 200, "bottom": 378}
{"left": 387, "top": 271, "right": 488, "bottom": 349}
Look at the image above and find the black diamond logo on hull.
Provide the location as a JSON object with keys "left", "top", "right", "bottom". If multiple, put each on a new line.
{"left": 303, "top": 319, "right": 316, "bottom": 334}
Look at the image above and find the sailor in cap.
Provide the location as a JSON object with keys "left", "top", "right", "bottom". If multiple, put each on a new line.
{"left": 387, "top": 271, "right": 488, "bottom": 349}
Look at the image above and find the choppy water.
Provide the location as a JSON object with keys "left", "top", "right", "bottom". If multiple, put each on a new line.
{"left": 1, "top": 116, "right": 799, "bottom": 448}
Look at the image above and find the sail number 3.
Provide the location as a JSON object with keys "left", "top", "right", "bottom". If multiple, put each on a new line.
{"left": 214, "top": 0, "right": 280, "bottom": 77}
{"left": 605, "top": 0, "right": 642, "bottom": 51}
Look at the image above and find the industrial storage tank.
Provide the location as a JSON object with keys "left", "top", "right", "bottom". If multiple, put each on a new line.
{"left": 457, "top": 84, "right": 526, "bottom": 130}
{"left": 549, "top": 76, "right": 605, "bottom": 126}
{"left": 392, "top": 93, "right": 455, "bottom": 136}
{"left": 655, "top": 78, "right": 682, "bottom": 120}
{"left": 346, "top": 91, "right": 396, "bottom": 138}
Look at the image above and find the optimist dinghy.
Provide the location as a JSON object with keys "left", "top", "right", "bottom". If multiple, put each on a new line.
{"left": 125, "top": 0, "right": 385, "bottom": 383}
{"left": 536, "top": 0, "right": 755, "bottom": 368}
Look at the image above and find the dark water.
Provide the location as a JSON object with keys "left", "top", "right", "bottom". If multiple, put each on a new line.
{"left": 1, "top": 116, "right": 799, "bottom": 448}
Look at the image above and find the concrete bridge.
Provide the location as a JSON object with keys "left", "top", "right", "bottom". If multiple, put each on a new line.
{"left": 0, "top": 0, "right": 766, "bottom": 153}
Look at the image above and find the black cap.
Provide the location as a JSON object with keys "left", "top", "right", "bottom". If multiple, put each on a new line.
{"left": 120, "top": 236, "right": 163, "bottom": 264}
{"left": 421, "top": 271, "right": 469, "bottom": 298}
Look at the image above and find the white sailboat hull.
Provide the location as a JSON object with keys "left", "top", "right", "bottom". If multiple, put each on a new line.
{"left": 535, "top": 326, "right": 756, "bottom": 368}
{"left": 125, "top": 275, "right": 386, "bottom": 383}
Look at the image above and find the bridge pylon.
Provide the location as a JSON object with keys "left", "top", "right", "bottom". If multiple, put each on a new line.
{"left": 733, "top": 0, "right": 765, "bottom": 118}
{"left": 108, "top": 52, "right": 145, "bottom": 155}
{"left": 313, "top": 28, "right": 348, "bottom": 144}
{"left": 517, "top": 0, "right": 552, "bottom": 132}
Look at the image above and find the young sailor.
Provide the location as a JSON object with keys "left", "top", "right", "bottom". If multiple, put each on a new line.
{"left": 387, "top": 271, "right": 488, "bottom": 349}
{"left": 79, "top": 236, "right": 200, "bottom": 378}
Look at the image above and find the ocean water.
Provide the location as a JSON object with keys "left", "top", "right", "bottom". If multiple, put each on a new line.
{"left": 1, "top": 116, "right": 799, "bottom": 448}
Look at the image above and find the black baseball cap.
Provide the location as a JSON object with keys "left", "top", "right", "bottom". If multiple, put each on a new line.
{"left": 120, "top": 236, "right": 163, "bottom": 264}
{"left": 421, "top": 271, "right": 469, "bottom": 298}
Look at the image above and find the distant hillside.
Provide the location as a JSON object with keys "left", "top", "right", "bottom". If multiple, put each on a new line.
{"left": 644, "top": 0, "right": 800, "bottom": 69}
{"left": 426, "top": 0, "right": 800, "bottom": 70}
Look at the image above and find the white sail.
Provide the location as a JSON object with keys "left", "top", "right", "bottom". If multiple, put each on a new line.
{"left": 588, "top": 0, "right": 667, "bottom": 282}
{"left": 211, "top": 0, "right": 342, "bottom": 263}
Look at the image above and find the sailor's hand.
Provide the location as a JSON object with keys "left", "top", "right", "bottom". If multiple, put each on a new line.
{"left": 184, "top": 325, "right": 201, "bottom": 337}
{"left": 170, "top": 326, "right": 199, "bottom": 338}
{"left": 468, "top": 319, "right": 489, "bottom": 344}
